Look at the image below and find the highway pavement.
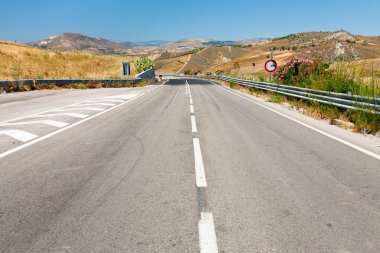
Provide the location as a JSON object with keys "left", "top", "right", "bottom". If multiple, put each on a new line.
{"left": 0, "top": 79, "right": 379, "bottom": 252}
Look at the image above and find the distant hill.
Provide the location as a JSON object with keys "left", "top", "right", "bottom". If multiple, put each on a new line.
{"left": 209, "top": 30, "right": 380, "bottom": 76}
{"left": 28, "top": 33, "right": 134, "bottom": 55}
{"left": 123, "top": 40, "right": 170, "bottom": 48}
{"left": 150, "top": 39, "right": 211, "bottom": 53}
{"left": 27, "top": 34, "right": 270, "bottom": 55}
{"left": 149, "top": 38, "right": 270, "bottom": 53}
{"left": 155, "top": 30, "right": 380, "bottom": 77}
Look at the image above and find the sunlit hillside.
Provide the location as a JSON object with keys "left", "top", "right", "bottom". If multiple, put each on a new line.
{"left": 0, "top": 41, "right": 138, "bottom": 80}
{"left": 155, "top": 31, "right": 380, "bottom": 83}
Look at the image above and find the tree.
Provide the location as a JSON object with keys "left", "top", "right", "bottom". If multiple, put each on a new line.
{"left": 135, "top": 58, "right": 154, "bottom": 73}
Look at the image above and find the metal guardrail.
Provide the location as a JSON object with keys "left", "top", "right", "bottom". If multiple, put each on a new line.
{"left": 196, "top": 75, "right": 380, "bottom": 114}
{"left": 0, "top": 68, "right": 157, "bottom": 90}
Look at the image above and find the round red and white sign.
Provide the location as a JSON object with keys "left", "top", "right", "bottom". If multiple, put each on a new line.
{"left": 264, "top": 60, "right": 277, "bottom": 72}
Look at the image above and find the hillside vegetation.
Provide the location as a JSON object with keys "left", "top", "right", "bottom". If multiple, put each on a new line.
{"left": 155, "top": 31, "right": 380, "bottom": 83}
{"left": 0, "top": 41, "right": 138, "bottom": 80}
{"left": 211, "top": 31, "right": 380, "bottom": 79}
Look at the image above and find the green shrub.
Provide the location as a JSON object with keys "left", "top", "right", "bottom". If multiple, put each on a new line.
{"left": 135, "top": 58, "right": 154, "bottom": 73}
{"left": 318, "top": 104, "right": 340, "bottom": 123}
{"left": 273, "top": 58, "right": 373, "bottom": 96}
{"left": 267, "top": 94, "right": 284, "bottom": 103}
{"left": 348, "top": 109, "right": 380, "bottom": 133}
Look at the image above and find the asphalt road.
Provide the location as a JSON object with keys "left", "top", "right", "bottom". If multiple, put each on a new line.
{"left": 0, "top": 79, "right": 379, "bottom": 252}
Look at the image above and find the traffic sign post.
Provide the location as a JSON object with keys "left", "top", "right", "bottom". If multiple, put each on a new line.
{"left": 265, "top": 48, "right": 277, "bottom": 82}
{"left": 264, "top": 60, "right": 277, "bottom": 72}
{"left": 122, "top": 62, "right": 130, "bottom": 77}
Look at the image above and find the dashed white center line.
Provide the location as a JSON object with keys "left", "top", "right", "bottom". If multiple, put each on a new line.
{"left": 0, "top": 130, "right": 38, "bottom": 142}
{"left": 193, "top": 138, "right": 207, "bottom": 187}
{"left": 191, "top": 115, "right": 198, "bottom": 133}
{"left": 186, "top": 80, "right": 219, "bottom": 252}
{"left": 199, "top": 212, "right": 218, "bottom": 253}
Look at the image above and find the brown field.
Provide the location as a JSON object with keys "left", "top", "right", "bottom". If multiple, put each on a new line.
{"left": 0, "top": 41, "right": 139, "bottom": 80}
{"left": 154, "top": 54, "right": 190, "bottom": 73}
{"left": 182, "top": 46, "right": 253, "bottom": 73}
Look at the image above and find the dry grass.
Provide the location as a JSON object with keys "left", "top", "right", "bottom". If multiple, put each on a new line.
{"left": 154, "top": 54, "right": 189, "bottom": 73}
{"left": 182, "top": 46, "right": 252, "bottom": 73}
{"left": 0, "top": 41, "right": 139, "bottom": 80}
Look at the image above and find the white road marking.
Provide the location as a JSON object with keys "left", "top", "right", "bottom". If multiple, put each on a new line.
{"left": 106, "top": 94, "right": 138, "bottom": 100}
{"left": 190, "top": 105, "right": 194, "bottom": 114}
{"left": 198, "top": 212, "right": 218, "bottom": 253}
{"left": 191, "top": 115, "right": 198, "bottom": 133}
{"left": 193, "top": 138, "right": 207, "bottom": 187}
{"left": 67, "top": 103, "right": 116, "bottom": 107}
{"left": 0, "top": 120, "right": 68, "bottom": 128}
{"left": 88, "top": 99, "right": 124, "bottom": 103}
{"left": 28, "top": 113, "right": 89, "bottom": 119}
{"left": 0, "top": 130, "right": 38, "bottom": 142}
{"left": 213, "top": 82, "right": 380, "bottom": 161}
{"left": 0, "top": 86, "right": 161, "bottom": 159}
{"left": 53, "top": 107, "right": 105, "bottom": 112}
{"left": 186, "top": 81, "right": 219, "bottom": 253}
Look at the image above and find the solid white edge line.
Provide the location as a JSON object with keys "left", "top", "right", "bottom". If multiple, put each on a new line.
{"left": 199, "top": 212, "right": 218, "bottom": 253}
{"left": 190, "top": 98, "right": 193, "bottom": 105}
{"left": 193, "top": 138, "right": 207, "bottom": 187}
{"left": 191, "top": 115, "right": 198, "bottom": 133}
{"left": 212, "top": 81, "right": 380, "bottom": 161}
{"left": 0, "top": 86, "right": 161, "bottom": 159}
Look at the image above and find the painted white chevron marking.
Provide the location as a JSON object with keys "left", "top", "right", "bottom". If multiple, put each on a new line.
{"left": 68, "top": 103, "right": 116, "bottom": 107}
{"left": 53, "top": 107, "right": 104, "bottom": 112}
{"left": 0, "top": 120, "right": 68, "bottom": 128}
{"left": 0, "top": 130, "right": 38, "bottom": 142}
{"left": 106, "top": 94, "right": 138, "bottom": 100}
{"left": 28, "top": 113, "right": 89, "bottom": 119}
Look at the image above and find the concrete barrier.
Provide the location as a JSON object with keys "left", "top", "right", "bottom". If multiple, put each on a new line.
{"left": 135, "top": 68, "right": 155, "bottom": 79}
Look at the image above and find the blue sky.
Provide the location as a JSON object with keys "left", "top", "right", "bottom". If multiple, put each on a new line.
{"left": 1, "top": 0, "right": 379, "bottom": 42}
